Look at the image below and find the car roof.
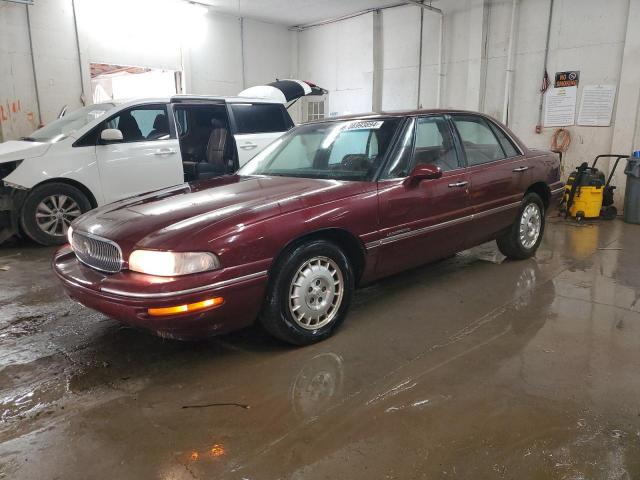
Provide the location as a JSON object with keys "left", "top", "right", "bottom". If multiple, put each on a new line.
{"left": 306, "top": 109, "right": 494, "bottom": 123}
{"left": 110, "top": 95, "right": 284, "bottom": 109}
{"left": 303, "top": 109, "right": 529, "bottom": 153}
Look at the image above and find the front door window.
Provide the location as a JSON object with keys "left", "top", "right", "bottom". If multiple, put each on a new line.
{"left": 105, "top": 106, "right": 170, "bottom": 142}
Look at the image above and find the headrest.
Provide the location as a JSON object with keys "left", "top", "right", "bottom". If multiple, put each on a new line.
{"left": 153, "top": 113, "right": 167, "bottom": 129}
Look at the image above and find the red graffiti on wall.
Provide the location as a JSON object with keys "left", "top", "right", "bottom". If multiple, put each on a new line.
{"left": 0, "top": 99, "right": 35, "bottom": 128}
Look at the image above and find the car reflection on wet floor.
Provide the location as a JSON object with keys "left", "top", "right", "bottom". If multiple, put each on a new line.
{"left": 1, "top": 217, "right": 640, "bottom": 479}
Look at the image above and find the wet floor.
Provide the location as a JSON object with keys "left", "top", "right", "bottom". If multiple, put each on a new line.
{"left": 1, "top": 215, "right": 640, "bottom": 479}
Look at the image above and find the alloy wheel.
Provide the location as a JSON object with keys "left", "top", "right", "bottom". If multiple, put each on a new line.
{"left": 35, "top": 194, "right": 82, "bottom": 237}
{"left": 519, "top": 203, "right": 542, "bottom": 249}
{"left": 289, "top": 256, "right": 344, "bottom": 330}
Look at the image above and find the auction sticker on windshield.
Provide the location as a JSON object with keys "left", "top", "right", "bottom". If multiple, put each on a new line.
{"left": 343, "top": 120, "right": 384, "bottom": 130}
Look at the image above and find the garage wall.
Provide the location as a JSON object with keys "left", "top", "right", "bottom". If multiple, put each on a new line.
{"left": 492, "top": 0, "right": 629, "bottom": 182}
{"left": 295, "top": 0, "right": 638, "bottom": 203}
{"left": 185, "top": 12, "right": 243, "bottom": 95}
{"left": 0, "top": 1, "right": 80, "bottom": 139}
{"left": 435, "top": 0, "right": 487, "bottom": 111}
{"left": 2, "top": 0, "right": 638, "bottom": 203}
{"left": 380, "top": 5, "right": 421, "bottom": 111}
{"left": 243, "top": 18, "right": 297, "bottom": 90}
{"left": 298, "top": 13, "right": 374, "bottom": 116}
{"left": 0, "top": 0, "right": 294, "bottom": 141}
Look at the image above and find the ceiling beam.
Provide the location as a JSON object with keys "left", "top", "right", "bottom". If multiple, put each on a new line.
{"left": 289, "top": 1, "right": 442, "bottom": 31}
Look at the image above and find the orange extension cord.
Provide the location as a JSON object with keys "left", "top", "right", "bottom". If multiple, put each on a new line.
{"left": 551, "top": 128, "right": 571, "bottom": 153}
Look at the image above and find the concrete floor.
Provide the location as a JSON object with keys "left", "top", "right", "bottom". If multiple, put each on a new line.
{"left": 1, "top": 216, "right": 639, "bottom": 479}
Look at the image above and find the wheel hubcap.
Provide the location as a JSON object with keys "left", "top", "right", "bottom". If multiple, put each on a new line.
{"left": 289, "top": 256, "right": 344, "bottom": 330}
{"left": 35, "top": 194, "right": 81, "bottom": 237}
{"left": 519, "top": 203, "right": 542, "bottom": 249}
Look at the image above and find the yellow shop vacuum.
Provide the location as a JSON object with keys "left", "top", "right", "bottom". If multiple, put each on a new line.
{"left": 562, "top": 154, "right": 628, "bottom": 221}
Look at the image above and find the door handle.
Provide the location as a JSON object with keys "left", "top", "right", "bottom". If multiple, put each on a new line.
{"left": 154, "top": 148, "right": 176, "bottom": 155}
{"left": 240, "top": 142, "right": 258, "bottom": 150}
{"left": 513, "top": 166, "right": 529, "bottom": 172}
{"left": 448, "top": 181, "right": 469, "bottom": 188}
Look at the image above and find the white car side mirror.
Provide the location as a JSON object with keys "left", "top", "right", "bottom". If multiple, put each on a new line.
{"left": 100, "top": 128, "right": 123, "bottom": 143}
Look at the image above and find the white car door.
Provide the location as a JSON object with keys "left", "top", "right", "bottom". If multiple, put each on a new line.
{"left": 96, "top": 104, "right": 184, "bottom": 204}
{"left": 229, "top": 103, "right": 292, "bottom": 167}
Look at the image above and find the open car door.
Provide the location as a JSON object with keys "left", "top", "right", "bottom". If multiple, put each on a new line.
{"left": 238, "top": 79, "right": 328, "bottom": 107}
{"left": 234, "top": 80, "right": 328, "bottom": 166}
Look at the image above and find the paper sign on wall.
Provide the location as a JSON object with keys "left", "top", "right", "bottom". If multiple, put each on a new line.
{"left": 577, "top": 85, "right": 616, "bottom": 126}
{"left": 543, "top": 86, "right": 577, "bottom": 127}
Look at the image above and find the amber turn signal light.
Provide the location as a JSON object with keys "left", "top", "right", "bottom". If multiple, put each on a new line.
{"left": 147, "top": 297, "right": 224, "bottom": 317}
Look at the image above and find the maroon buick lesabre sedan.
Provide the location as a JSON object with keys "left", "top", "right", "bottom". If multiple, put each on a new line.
{"left": 53, "top": 110, "right": 563, "bottom": 345}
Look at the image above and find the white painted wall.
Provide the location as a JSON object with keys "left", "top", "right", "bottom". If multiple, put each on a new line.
{"left": 185, "top": 12, "right": 243, "bottom": 95}
{"left": 243, "top": 18, "right": 297, "bottom": 88}
{"left": 298, "top": 13, "right": 374, "bottom": 116}
{"left": 2, "top": 0, "right": 638, "bottom": 201}
{"left": 0, "top": 0, "right": 294, "bottom": 141}
{"left": 295, "top": 0, "right": 637, "bottom": 201}
{"left": 504, "top": 0, "right": 629, "bottom": 189}
{"left": 438, "top": 0, "right": 487, "bottom": 110}
{"left": 380, "top": 4, "right": 421, "bottom": 111}
{"left": 0, "top": 4, "right": 32, "bottom": 140}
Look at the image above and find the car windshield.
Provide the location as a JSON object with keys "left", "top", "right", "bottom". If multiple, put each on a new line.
{"left": 25, "top": 103, "right": 115, "bottom": 143}
{"left": 238, "top": 118, "right": 401, "bottom": 181}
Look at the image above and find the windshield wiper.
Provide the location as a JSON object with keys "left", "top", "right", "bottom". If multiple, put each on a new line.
{"left": 20, "top": 136, "right": 37, "bottom": 142}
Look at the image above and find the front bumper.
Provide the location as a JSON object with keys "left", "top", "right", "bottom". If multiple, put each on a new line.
{"left": 53, "top": 247, "right": 269, "bottom": 340}
{"left": 0, "top": 185, "right": 27, "bottom": 243}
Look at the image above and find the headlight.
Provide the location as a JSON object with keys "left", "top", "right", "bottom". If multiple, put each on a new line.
{"left": 128, "top": 250, "right": 220, "bottom": 276}
{"left": 67, "top": 226, "right": 74, "bottom": 246}
{"left": 0, "top": 160, "right": 23, "bottom": 181}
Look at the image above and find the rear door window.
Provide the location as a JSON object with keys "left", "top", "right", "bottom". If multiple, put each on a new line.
{"left": 452, "top": 115, "right": 506, "bottom": 166}
{"left": 230, "top": 103, "right": 292, "bottom": 134}
{"left": 487, "top": 121, "right": 520, "bottom": 158}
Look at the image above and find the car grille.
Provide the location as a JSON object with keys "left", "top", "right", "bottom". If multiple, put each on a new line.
{"left": 71, "top": 231, "right": 123, "bottom": 273}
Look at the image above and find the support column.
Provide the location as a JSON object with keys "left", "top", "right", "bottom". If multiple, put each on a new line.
{"left": 371, "top": 9, "right": 383, "bottom": 113}
{"left": 610, "top": 0, "right": 640, "bottom": 206}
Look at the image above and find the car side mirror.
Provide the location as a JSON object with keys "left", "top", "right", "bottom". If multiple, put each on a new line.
{"left": 100, "top": 128, "right": 123, "bottom": 144}
{"left": 404, "top": 164, "right": 443, "bottom": 186}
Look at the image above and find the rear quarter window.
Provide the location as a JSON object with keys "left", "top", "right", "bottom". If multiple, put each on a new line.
{"left": 231, "top": 103, "right": 292, "bottom": 134}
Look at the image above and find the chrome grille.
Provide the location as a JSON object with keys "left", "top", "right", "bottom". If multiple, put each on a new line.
{"left": 71, "top": 231, "right": 123, "bottom": 273}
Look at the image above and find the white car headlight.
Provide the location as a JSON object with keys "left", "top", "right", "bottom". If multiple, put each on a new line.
{"left": 67, "top": 226, "right": 74, "bottom": 247}
{"left": 128, "top": 250, "right": 220, "bottom": 276}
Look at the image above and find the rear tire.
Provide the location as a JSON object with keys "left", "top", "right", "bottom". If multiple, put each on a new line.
{"left": 497, "top": 192, "right": 545, "bottom": 260}
{"left": 260, "top": 240, "right": 354, "bottom": 346}
{"left": 20, "top": 182, "right": 91, "bottom": 246}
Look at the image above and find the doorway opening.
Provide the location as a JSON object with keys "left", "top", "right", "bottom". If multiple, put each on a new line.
{"left": 173, "top": 103, "right": 237, "bottom": 181}
{"left": 90, "top": 63, "right": 182, "bottom": 103}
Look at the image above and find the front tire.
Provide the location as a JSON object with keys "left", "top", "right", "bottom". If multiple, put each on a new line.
{"left": 497, "top": 192, "right": 545, "bottom": 260}
{"left": 260, "top": 240, "right": 354, "bottom": 346}
{"left": 20, "top": 182, "right": 91, "bottom": 246}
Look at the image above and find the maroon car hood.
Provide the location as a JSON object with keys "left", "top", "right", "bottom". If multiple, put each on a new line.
{"left": 73, "top": 175, "right": 370, "bottom": 250}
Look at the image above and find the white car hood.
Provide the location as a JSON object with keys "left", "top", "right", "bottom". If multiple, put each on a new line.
{"left": 0, "top": 140, "right": 52, "bottom": 164}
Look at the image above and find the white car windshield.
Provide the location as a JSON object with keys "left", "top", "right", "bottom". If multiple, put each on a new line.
{"left": 25, "top": 103, "right": 115, "bottom": 143}
{"left": 238, "top": 118, "right": 401, "bottom": 182}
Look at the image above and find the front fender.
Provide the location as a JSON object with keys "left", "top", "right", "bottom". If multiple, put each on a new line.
{"left": 3, "top": 142, "right": 104, "bottom": 205}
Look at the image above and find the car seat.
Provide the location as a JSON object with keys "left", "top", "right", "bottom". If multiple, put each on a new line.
{"left": 147, "top": 113, "right": 169, "bottom": 140}
{"left": 205, "top": 119, "right": 231, "bottom": 173}
{"left": 117, "top": 112, "right": 143, "bottom": 141}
